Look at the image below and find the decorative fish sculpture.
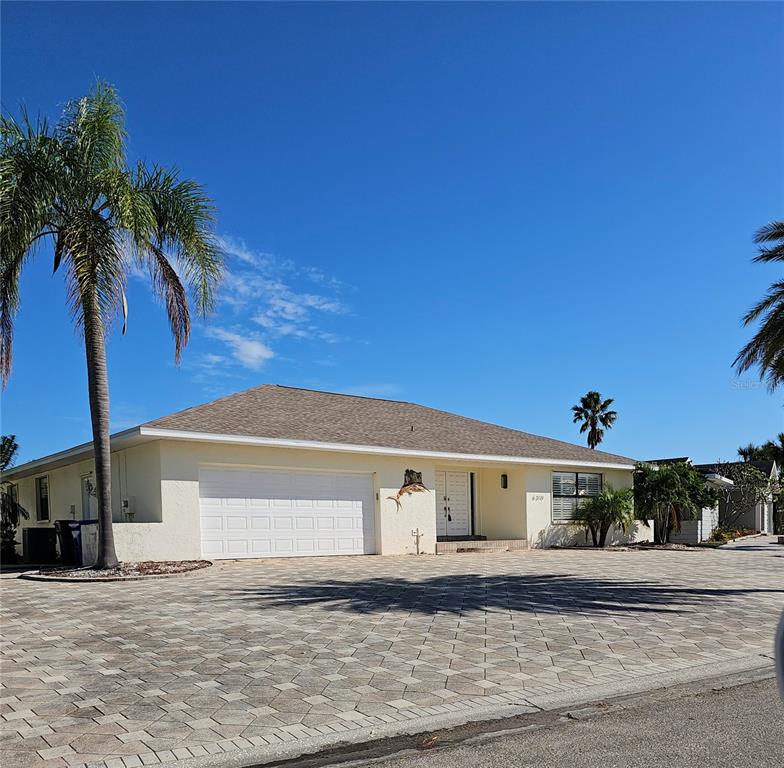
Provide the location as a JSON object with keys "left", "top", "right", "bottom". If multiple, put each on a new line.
{"left": 387, "top": 482, "right": 428, "bottom": 511}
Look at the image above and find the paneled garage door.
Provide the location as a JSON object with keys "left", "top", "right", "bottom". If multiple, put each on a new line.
{"left": 199, "top": 467, "right": 376, "bottom": 559}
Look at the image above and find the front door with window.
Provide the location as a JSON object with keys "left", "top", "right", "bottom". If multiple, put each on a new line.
{"left": 435, "top": 471, "right": 470, "bottom": 537}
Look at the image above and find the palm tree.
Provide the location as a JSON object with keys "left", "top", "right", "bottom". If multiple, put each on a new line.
{"left": 734, "top": 221, "right": 784, "bottom": 390}
{"left": 738, "top": 434, "right": 784, "bottom": 464}
{"left": 571, "top": 391, "right": 617, "bottom": 449}
{"left": 0, "top": 83, "right": 222, "bottom": 568}
{"left": 1, "top": 434, "right": 28, "bottom": 563}
{"left": 633, "top": 461, "right": 716, "bottom": 545}
{"left": 572, "top": 484, "right": 634, "bottom": 547}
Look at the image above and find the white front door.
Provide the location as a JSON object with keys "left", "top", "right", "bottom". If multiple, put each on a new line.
{"left": 435, "top": 471, "right": 471, "bottom": 537}
{"left": 199, "top": 467, "right": 376, "bottom": 559}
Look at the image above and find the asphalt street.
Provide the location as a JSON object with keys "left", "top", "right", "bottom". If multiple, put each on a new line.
{"left": 333, "top": 675, "right": 784, "bottom": 768}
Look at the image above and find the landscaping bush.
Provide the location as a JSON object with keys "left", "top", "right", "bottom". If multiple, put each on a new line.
{"left": 710, "top": 526, "right": 758, "bottom": 543}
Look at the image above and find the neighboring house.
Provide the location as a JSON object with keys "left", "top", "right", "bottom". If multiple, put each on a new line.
{"left": 3, "top": 385, "right": 648, "bottom": 563}
{"left": 646, "top": 457, "right": 778, "bottom": 543}
{"left": 694, "top": 460, "right": 778, "bottom": 534}
{"left": 645, "top": 457, "right": 729, "bottom": 545}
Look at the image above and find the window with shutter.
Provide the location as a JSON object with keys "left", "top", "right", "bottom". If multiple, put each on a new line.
{"left": 578, "top": 473, "right": 602, "bottom": 497}
{"left": 552, "top": 471, "right": 602, "bottom": 522}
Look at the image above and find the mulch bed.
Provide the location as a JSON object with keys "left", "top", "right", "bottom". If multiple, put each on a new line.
{"left": 20, "top": 560, "right": 212, "bottom": 582}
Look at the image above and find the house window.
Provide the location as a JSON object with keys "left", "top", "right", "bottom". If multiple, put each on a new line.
{"left": 552, "top": 471, "right": 602, "bottom": 522}
{"left": 35, "top": 476, "right": 50, "bottom": 521}
{"left": 7, "top": 483, "right": 18, "bottom": 504}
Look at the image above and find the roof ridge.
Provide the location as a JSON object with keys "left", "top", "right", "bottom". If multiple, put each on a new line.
{"left": 272, "top": 385, "right": 416, "bottom": 406}
{"left": 141, "top": 382, "right": 276, "bottom": 428}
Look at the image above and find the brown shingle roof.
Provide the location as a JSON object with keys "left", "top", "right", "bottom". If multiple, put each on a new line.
{"left": 144, "top": 385, "right": 636, "bottom": 466}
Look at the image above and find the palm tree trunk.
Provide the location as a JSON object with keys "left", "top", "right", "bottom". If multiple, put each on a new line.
{"left": 83, "top": 291, "right": 119, "bottom": 569}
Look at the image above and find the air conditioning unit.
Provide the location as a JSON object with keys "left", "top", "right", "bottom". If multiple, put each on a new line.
{"left": 23, "top": 528, "right": 58, "bottom": 563}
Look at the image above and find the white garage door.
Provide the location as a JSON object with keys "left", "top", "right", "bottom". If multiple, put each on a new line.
{"left": 199, "top": 467, "right": 376, "bottom": 559}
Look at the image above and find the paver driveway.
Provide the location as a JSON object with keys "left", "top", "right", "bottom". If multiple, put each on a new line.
{"left": 2, "top": 539, "right": 782, "bottom": 768}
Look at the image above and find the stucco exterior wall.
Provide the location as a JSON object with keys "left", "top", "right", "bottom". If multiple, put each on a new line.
{"left": 9, "top": 437, "right": 644, "bottom": 560}
{"left": 524, "top": 465, "right": 648, "bottom": 548}
{"left": 110, "top": 442, "right": 163, "bottom": 522}
{"left": 11, "top": 443, "right": 162, "bottom": 559}
{"left": 476, "top": 466, "right": 526, "bottom": 540}
{"left": 158, "top": 440, "right": 438, "bottom": 559}
{"left": 13, "top": 457, "right": 93, "bottom": 536}
{"left": 670, "top": 505, "right": 720, "bottom": 545}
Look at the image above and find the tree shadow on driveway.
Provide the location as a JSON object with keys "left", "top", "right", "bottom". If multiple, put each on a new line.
{"left": 229, "top": 573, "right": 784, "bottom": 616}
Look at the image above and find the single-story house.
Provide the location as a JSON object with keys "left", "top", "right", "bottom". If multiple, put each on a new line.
{"left": 4, "top": 385, "right": 649, "bottom": 562}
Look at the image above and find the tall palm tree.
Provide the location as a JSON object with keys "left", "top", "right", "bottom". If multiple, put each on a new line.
{"left": 0, "top": 83, "right": 222, "bottom": 568}
{"left": 734, "top": 221, "right": 784, "bottom": 391}
{"left": 571, "top": 390, "right": 617, "bottom": 450}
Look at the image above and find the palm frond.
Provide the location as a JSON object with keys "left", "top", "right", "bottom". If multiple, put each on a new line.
{"left": 148, "top": 244, "right": 191, "bottom": 363}
{"left": 0, "top": 112, "right": 62, "bottom": 383}
{"left": 0, "top": 489, "right": 29, "bottom": 527}
{"left": 0, "top": 435, "right": 18, "bottom": 472}
{"left": 740, "top": 281, "right": 784, "bottom": 325}
{"left": 62, "top": 209, "right": 126, "bottom": 331}
{"left": 734, "top": 283, "right": 784, "bottom": 390}
{"left": 58, "top": 82, "right": 126, "bottom": 181}
{"left": 753, "top": 221, "right": 784, "bottom": 263}
{"left": 137, "top": 165, "right": 222, "bottom": 317}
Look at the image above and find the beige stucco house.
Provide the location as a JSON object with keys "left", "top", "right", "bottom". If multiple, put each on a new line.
{"left": 4, "top": 385, "right": 648, "bottom": 563}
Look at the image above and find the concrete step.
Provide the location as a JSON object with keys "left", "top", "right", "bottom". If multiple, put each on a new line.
{"left": 436, "top": 539, "right": 528, "bottom": 554}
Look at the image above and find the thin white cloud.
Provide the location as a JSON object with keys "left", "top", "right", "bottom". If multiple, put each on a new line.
{"left": 213, "top": 236, "right": 348, "bottom": 344}
{"left": 205, "top": 328, "right": 274, "bottom": 370}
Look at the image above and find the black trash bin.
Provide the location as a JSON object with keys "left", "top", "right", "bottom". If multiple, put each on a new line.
{"left": 54, "top": 520, "right": 82, "bottom": 566}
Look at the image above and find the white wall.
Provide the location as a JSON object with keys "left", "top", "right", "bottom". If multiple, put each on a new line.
{"left": 669, "top": 505, "right": 720, "bottom": 545}
{"left": 11, "top": 443, "right": 162, "bottom": 560}
{"left": 11, "top": 436, "right": 647, "bottom": 560}
{"left": 158, "top": 440, "right": 438, "bottom": 559}
{"left": 476, "top": 466, "right": 526, "bottom": 539}
{"left": 110, "top": 442, "right": 163, "bottom": 522}
{"left": 524, "top": 465, "right": 649, "bottom": 547}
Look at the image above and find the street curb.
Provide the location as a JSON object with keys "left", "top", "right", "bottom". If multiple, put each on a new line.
{"left": 168, "top": 654, "right": 775, "bottom": 768}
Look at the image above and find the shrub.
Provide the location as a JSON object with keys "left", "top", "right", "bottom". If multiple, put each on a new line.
{"left": 572, "top": 484, "right": 635, "bottom": 547}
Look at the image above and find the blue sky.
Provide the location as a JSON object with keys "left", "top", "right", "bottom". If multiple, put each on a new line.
{"left": 1, "top": 1, "right": 781, "bottom": 465}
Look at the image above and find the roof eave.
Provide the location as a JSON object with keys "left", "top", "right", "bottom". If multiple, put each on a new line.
{"left": 2, "top": 428, "right": 144, "bottom": 481}
{"left": 139, "top": 427, "right": 637, "bottom": 470}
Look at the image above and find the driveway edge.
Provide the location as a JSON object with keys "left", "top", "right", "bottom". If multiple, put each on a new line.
{"left": 169, "top": 653, "right": 774, "bottom": 768}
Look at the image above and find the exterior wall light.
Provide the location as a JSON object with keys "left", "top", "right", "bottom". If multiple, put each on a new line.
{"left": 501, "top": 474, "right": 508, "bottom": 489}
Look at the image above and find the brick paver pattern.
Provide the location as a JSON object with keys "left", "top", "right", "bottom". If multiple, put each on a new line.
{"left": 2, "top": 538, "right": 782, "bottom": 768}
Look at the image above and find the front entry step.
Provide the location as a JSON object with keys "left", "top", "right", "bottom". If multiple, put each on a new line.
{"left": 437, "top": 535, "right": 486, "bottom": 542}
{"left": 436, "top": 539, "right": 528, "bottom": 554}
